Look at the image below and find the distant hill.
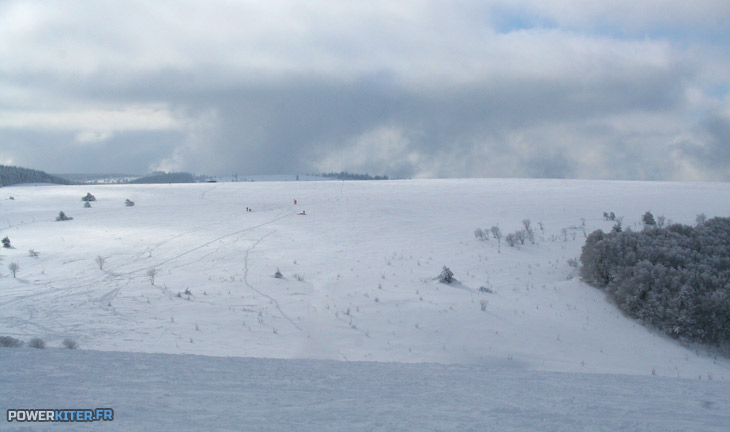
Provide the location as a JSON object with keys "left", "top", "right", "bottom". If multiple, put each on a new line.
{"left": 0, "top": 164, "right": 73, "bottom": 187}
{"left": 128, "top": 171, "right": 199, "bottom": 184}
{"left": 54, "top": 173, "right": 141, "bottom": 184}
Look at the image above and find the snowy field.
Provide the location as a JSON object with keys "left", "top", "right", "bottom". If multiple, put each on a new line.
{"left": 2, "top": 178, "right": 730, "bottom": 430}
{"left": 2, "top": 348, "right": 729, "bottom": 431}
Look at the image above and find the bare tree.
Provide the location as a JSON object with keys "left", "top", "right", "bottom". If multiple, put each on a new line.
{"left": 147, "top": 268, "right": 158, "bottom": 285}
{"left": 95, "top": 256, "right": 106, "bottom": 270}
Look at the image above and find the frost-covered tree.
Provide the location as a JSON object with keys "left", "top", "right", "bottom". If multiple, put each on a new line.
{"left": 147, "top": 268, "right": 158, "bottom": 285}
{"left": 82, "top": 193, "right": 96, "bottom": 202}
{"left": 9, "top": 262, "right": 19, "bottom": 278}
{"left": 523, "top": 220, "right": 535, "bottom": 244}
{"left": 95, "top": 256, "right": 106, "bottom": 270}
{"left": 696, "top": 213, "right": 707, "bottom": 226}
{"left": 2, "top": 236, "right": 10, "bottom": 248}
{"left": 580, "top": 217, "right": 730, "bottom": 348}
{"left": 474, "top": 228, "right": 486, "bottom": 241}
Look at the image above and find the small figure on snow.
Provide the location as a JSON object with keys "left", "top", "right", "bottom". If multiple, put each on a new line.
{"left": 293, "top": 199, "right": 297, "bottom": 205}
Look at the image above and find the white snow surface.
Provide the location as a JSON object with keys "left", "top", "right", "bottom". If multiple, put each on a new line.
{"left": 1, "top": 178, "right": 730, "bottom": 430}
{"left": 2, "top": 348, "right": 729, "bottom": 431}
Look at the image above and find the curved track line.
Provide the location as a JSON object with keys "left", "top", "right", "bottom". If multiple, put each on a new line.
{"left": 242, "top": 232, "right": 302, "bottom": 332}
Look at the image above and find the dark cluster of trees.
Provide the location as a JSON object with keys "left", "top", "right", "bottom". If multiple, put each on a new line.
{"left": 580, "top": 216, "right": 730, "bottom": 349}
{"left": 321, "top": 171, "right": 389, "bottom": 181}
{"left": 129, "top": 171, "right": 197, "bottom": 184}
{"left": 0, "top": 165, "right": 71, "bottom": 187}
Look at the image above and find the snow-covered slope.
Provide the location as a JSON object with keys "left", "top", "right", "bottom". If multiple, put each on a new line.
{"left": 1, "top": 179, "right": 729, "bottom": 379}
{"left": 2, "top": 348, "right": 729, "bottom": 431}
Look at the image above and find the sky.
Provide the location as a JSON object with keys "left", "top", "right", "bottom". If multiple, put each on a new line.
{"left": 1, "top": 0, "right": 729, "bottom": 181}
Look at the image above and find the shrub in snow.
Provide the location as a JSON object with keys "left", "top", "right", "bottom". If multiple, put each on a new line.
{"left": 505, "top": 233, "right": 517, "bottom": 247}
{"left": 522, "top": 219, "right": 535, "bottom": 244}
{"left": 580, "top": 216, "right": 730, "bottom": 348}
{"left": 480, "top": 299, "right": 488, "bottom": 311}
{"left": 479, "top": 286, "right": 494, "bottom": 294}
{"left": 2, "top": 236, "right": 11, "bottom": 248}
{"left": 28, "top": 337, "right": 46, "bottom": 349}
{"left": 474, "top": 228, "right": 486, "bottom": 241}
{"left": 8, "top": 262, "right": 19, "bottom": 278}
{"left": 0, "top": 336, "right": 24, "bottom": 348}
{"left": 81, "top": 193, "right": 96, "bottom": 202}
{"left": 55, "top": 211, "right": 73, "bottom": 221}
{"left": 84, "top": 201, "right": 91, "bottom": 208}
{"left": 603, "top": 211, "right": 616, "bottom": 221}
{"left": 147, "top": 268, "right": 158, "bottom": 285}
{"left": 28, "top": 249, "right": 39, "bottom": 258}
{"left": 490, "top": 226, "right": 502, "bottom": 242}
{"left": 125, "top": 199, "right": 135, "bottom": 207}
{"left": 274, "top": 268, "right": 284, "bottom": 278}
{"left": 62, "top": 338, "right": 79, "bottom": 349}
{"left": 437, "top": 266, "right": 455, "bottom": 284}
{"left": 95, "top": 256, "right": 106, "bottom": 270}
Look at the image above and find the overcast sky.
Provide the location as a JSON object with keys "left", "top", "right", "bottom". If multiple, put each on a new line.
{"left": 1, "top": 1, "right": 729, "bottom": 180}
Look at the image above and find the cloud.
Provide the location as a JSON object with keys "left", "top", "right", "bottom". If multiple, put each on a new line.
{"left": 0, "top": 1, "right": 728, "bottom": 180}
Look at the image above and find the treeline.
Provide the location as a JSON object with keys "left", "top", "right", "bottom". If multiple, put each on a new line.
{"left": 580, "top": 217, "right": 730, "bottom": 349}
{"left": 128, "top": 171, "right": 197, "bottom": 184}
{"left": 0, "top": 165, "right": 72, "bottom": 187}
{"left": 321, "top": 171, "right": 389, "bottom": 181}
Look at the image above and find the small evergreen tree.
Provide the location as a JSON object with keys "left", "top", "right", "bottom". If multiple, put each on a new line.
{"left": 437, "top": 266, "right": 455, "bottom": 284}
{"left": 56, "top": 211, "right": 73, "bottom": 221}
{"left": 642, "top": 211, "right": 656, "bottom": 226}
{"left": 2, "top": 236, "right": 10, "bottom": 248}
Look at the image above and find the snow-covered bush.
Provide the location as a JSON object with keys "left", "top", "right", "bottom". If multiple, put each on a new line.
{"left": 474, "top": 228, "right": 487, "bottom": 241}
{"left": 125, "top": 199, "right": 135, "bottom": 207}
{"left": 28, "top": 337, "right": 46, "bottom": 349}
{"left": 28, "top": 249, "right": 39, "bottom": 258}
{"left": 62, "top": 338, "right": 79, "bottom": 349}
{"left": 55, "top": 211, "right": 73, "bottom": 221}
{"left": 274, "top": 268, "right": 284, "bottom": 278}
{"left": 437, "top": 266, "right": 455, "bottom": 284}
{"left": 2, "top": 236, "right": 10, "bottom": 248}
{"left": 580, "top": 216, "right": 730, "bottom": 348}
{"left": 84, "top": 201, "right": 91, "bottom": 208}
{"left": 95, "top": 256, "right": 106, "bottom": 270}
{"left": 0, "top": 336, "right": 24, "bottom": 347}
{"left": 82, "top": 193, "right": 96, "bottom": 202}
